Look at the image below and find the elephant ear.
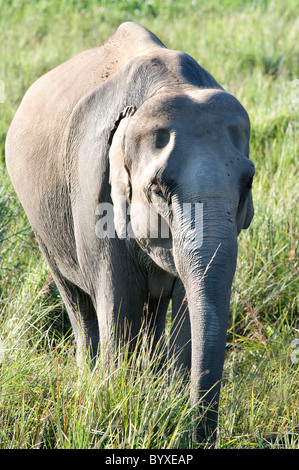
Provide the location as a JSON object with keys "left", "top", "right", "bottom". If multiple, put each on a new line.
{"left": 108, "top": 106, "right": 136, "bottom": 239}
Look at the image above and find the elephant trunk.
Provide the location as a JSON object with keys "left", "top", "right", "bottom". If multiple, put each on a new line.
{"left": 172, "top": 202, "right": 238, "bottom": 442}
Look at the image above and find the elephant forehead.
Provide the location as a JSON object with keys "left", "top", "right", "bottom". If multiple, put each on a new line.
{"left": 130, "top": 89, "right": 249, "bottom": 135}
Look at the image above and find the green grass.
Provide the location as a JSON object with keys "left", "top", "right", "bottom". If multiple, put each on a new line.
{"left": 0, "top": 0, "right": 298, "bottom": 449}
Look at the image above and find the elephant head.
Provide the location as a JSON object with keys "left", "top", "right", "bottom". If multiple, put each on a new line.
{"left": 109, "top": 86, "right": 255, "bottom": 441}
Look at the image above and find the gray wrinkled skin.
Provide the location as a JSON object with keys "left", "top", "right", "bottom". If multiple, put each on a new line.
{"left": 6, "top": 22, "right": 255, "bottom": 443}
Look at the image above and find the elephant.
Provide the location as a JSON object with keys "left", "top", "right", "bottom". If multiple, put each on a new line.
{"left": 5, "top": 22, "right": 255, "bottom": 443}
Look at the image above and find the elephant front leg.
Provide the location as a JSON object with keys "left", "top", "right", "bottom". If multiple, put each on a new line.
{"left": 144, "top": 297, "right": 170, "bottom": 366}
{"left": 96, "top": 296, "right": 143, "bottom": 355}
{"left": 94, "top": 265, "right": 148, "bottom": 356}
{"left": 169, "top": 278, "right": 191, "bottom": 378}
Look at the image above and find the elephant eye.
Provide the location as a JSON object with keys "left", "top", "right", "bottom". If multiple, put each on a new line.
{"left": 153, "top": 185, "right": 164, "bottom": 197}
{"left": 148, "top": 182, "right": 170, "bottom": 204}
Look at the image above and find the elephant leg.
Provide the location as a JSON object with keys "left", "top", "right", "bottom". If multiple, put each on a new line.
{"left": 146, "top": 297, "right": 170, "bottom": 360}
{"left": 170, "top": 278, "right": 191, "bottom": 377}
{"left": 94, "top": 263, "right": 147, "bottom": 356}
{"left": 54, "top": 275, "right": 99, "bottom": 366}
{"left": 35, "top": 236, "right": 99, "bottom": 365}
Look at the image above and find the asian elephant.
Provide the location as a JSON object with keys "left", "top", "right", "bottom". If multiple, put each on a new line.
{"left": 5, "top": 22, "right": 255, "bottom": 443}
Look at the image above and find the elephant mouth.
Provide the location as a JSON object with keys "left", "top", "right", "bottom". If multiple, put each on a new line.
{"left": 135, "top": 237, "right": 178, "bottom": 277}
{"left": 130, "top": 199, "right": 202, "bottom": 275}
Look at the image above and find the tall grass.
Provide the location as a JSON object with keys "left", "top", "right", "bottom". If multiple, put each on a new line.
{"left": 1, "top": 304, "right": 195, "bottom": 449}
{"left": 0, "top": 0, "right": 298, "bottom": 448}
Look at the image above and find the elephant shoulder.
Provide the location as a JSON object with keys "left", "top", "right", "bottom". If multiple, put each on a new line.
{"left": 6, "top": 23, "right": 164, "bottom": 163}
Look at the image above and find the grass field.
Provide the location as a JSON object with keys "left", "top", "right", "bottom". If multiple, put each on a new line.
{"left": 0, "top": 0, "right": 298, "bottom": 449}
